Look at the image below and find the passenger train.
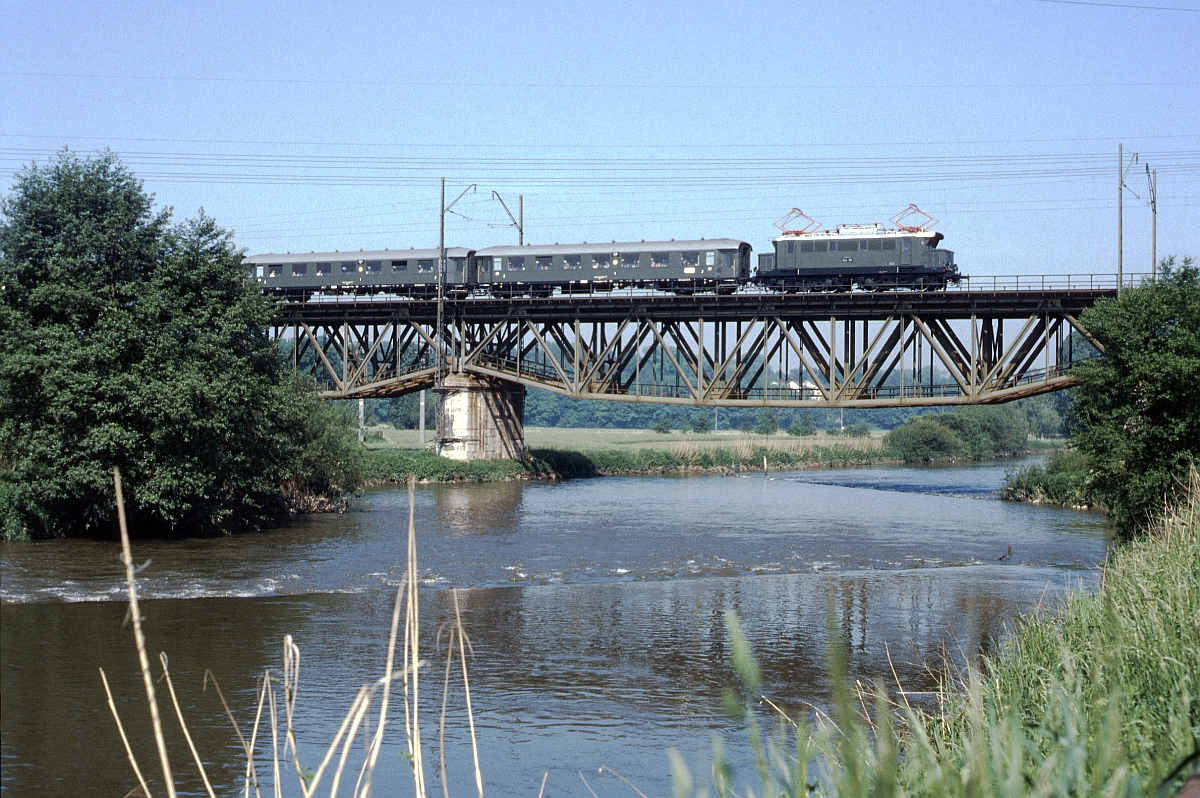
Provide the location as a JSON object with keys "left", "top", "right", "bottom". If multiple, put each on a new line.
{"left": 244, "top": 206, "right": 960, "bottom": 299}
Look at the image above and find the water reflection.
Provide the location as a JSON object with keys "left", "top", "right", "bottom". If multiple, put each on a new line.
{"left": 1, "top": 461, "right": 1110, "bottom": 797}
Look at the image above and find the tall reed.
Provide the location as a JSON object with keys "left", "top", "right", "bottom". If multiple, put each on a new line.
{"left": 101, "top": 471, "right": 482, "bottom": 798}
{"left": 676, "top": 471, "right": 1200, "bottom": 798}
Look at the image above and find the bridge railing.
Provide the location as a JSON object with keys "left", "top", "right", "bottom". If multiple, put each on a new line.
{"left": 283, "top": 271, "right": 1151, "bottom": 305}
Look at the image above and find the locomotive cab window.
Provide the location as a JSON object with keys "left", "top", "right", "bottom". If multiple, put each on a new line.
{"left": 650, "top": 252, "right": 670, "bottom": 268}
{"left": 798, "top": 242, "right": 810, "bottom": 253}
{"left": 391, "top": 260, "right": 408, "bottom": 272}
{"left": 868, "top": 240, "right": 882, "bottom": 251}
{"left": 315, "top": 262, "right": 331, "bottom": 276}
{"left": 292, "top": 263, "right": 308, "bottom": 276}
{"left": 882, "top": 240, "right": 896, "bottom": 251}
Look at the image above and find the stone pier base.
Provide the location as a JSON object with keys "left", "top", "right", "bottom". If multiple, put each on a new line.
{"left": 435, "top": 374, "right": 526, "bottom": 461}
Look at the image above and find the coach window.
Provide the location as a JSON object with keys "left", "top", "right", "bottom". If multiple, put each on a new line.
{"left": 292, "top": 263, "right": 308, "bottom": 276}
{"left": 650, "top": 252, "right": 670, "bottom": 268}
{"left": 392, "top": 260, "right": 408, "bottom": 272}
{"left": 453, "top": 258, "right": 466, "bottom": 274}
{"left": 365, "top": 261, "right": 382, "bottom": 274}
{"left": 705, "top": 251, "right": 715, "bottom": 266}
{"left": 341, "top": 262, "right": 357, "bottom": 274}
{"left": 268, "top": 265, "right": 283, "bottom": 277}
{"left": 255, "top": 266, "right": 265, "bottom": 278}
{"left": 417, "top": 259, "right": 434, "bottom": 273}
{"left": 536, "top": 256, "right": 553, "bottom": 270}
{"left": 681, "top": 251, "right": 699, "bottom": 268}
{"left": 508, "top": 256, "right": 525, "bottom": 271}
{"left": 493, "top": 257, "right": 503, "bottom": 272}
{"left": 563, "top": 255, "right": 581, "bottom": 269}
{"left": 315, "top": 262, "right": 331, "bottom": 276}
{"left": 621, "top": 253, "right": 640, "bottom": 268}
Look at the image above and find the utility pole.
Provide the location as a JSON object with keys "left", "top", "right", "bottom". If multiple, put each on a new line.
{"left": 490, "top": 191, "right": 524, "bottom": 245}
{"left": 1147, "top": 165, "right": 1158, "bottom": 278}
{"left": 358, "top": 398, "right": 365, "bottom": 443}
{"left": 1118, "top": 144, "right": 1123, "bottom": 294}
{"left": 438, "top": 178, "right": 476, "bottom": 380}
{"left": 1118, "top": 145, "right": 1139, "bottom": 294}
{"left": 419, "top": 390, "right": 425, "bottom": 446}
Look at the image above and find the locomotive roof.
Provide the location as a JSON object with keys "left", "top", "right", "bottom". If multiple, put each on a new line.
{"left": 477, "top": 239, "right": 747, "bottom": 257}
{"left": 242, "top": 247, "right": 474, "bottom": 264}
{"left": 776, "top": 225, "right": 940, "bottom": 242}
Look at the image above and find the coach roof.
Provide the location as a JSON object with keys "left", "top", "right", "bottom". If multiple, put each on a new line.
{"left": 476, "top": 239, "right": 748, "bottom": 257}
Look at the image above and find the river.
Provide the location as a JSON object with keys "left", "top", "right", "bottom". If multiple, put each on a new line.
{"left": 1, "top": 460, "right": 1110, "bottom": 797}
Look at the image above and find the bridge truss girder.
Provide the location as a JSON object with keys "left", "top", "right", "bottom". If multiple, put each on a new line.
{"left": 273, "top": 293, "right": 1104, "bottom": 407}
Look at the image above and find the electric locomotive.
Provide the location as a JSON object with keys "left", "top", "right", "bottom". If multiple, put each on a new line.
{"left": 755, "top": 206, "right": 960, "bottom": 292}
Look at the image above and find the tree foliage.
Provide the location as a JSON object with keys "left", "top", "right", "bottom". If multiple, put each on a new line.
{"left": 1070, "top": 258, "right": 1199, "bottom": 527}
{"left": 885, "top": 405, "right": 1029, "bottom": 462}
{"left": 0, "top": 151, "right": 361, "bottom": 538}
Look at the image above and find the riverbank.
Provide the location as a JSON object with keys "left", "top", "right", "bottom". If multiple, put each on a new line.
{"left": 363, "top": 440, "right": 1063, "bottom": 484}
{"left": 1000, "top": 449, "right": 1102, "bottom": 510}
{"left": 705, "top": 472, "right": 1199, "bottom": 798}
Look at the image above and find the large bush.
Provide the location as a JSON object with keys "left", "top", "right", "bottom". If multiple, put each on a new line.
{"left": 1069, "top": 258, "right": 1199, "bottom": 527}
{"left": 0, "top": 151, "right": 361, "bottom": 538}
{"left": 885, "top": 405, "right": 1028, "bottom": 461}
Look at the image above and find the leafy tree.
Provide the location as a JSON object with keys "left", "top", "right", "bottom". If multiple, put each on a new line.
{"left": 652, "top": 414, "right": 674, "bottom": 434}
{"left": 691, "top": 412, "right": 713, "bottom": 433}
{"left": 753, "top": 409, "right": 779, "bottom": 435}
{"left": 787, "top": 413, "right": 815, "bottom": 437}
{"left": 0, "top": 151, "right": 361, "bottom": 538}
{"left": 1070, "top": 257, "right": 1199, "bottom": 527}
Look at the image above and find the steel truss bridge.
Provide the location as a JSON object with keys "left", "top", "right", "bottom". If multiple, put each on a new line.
{"left": 272, "top": 276, "right": 1116, "bottom": 408}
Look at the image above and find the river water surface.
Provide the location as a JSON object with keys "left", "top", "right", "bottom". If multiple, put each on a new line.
{"left": 1, "top": 461, "right": 1110, "bottom": 797}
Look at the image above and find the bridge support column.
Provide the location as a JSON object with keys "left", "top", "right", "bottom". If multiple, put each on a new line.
{"left": 435, "top": 374, "right": 525, "bottom": 461}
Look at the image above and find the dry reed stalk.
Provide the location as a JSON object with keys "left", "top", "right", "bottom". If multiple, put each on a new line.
{"left": 452, "top": 589, "right": 483, "bottom": 798}
{"left": 243, "top": 672, "right": 269, "bottom": 798}
{"left": 400, "top": 475, "right": 428, "bottom": 798}
{"left": 536, "top": 771, "right": 548, "bottom": 798}
{"left": 266, "top": 675, "right": 282, "bottom": 798}
{"left": 356, "top": 478, "right": 412, "bottom": 798}
{"left": 438, "top": 624, "right": 456, "bottom": 798}
{"left": 113, "top": 467, "right": 177, "bottom": 798}
{"left": 597, "top": 766, "right": 650, "bottom": 798}
{"left": 158, "top": 653, "right": 217, "bottom": 798}
{"left": 328, "top": 685, "right": 375, "bottom": 798}
{"left": 100, "top": 666, "right": 153, "bottom": 798}
{"left": 203, "top": 671, "right": 261, "bottom": 797}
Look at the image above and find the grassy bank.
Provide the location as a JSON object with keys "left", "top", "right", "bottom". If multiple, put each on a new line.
{"left": 1001, "top": 448, "right": 1101, "bottom": 509}
{"left": 363, "top": 440, "right": 894, "bottom": 483}
{"left": 693, "top": 474, "right": 1200, "bottom": 798}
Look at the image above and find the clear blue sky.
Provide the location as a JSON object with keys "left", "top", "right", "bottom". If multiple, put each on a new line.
{"left": 2, "top": 0, "right": 1197, "bottom": 277}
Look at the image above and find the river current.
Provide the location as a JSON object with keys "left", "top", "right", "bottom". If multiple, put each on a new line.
{"left": 1, "top": 460, "right": 1110, "bottom": 797}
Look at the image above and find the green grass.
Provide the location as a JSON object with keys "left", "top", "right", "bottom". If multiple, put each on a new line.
{"left": 1002, "top": 449, "right": 1100, "bottom": 509}
{"left": 362, "top": 443, "right": 893, "bottom": 483}
{"left": 684, "top": 473, "right": 1200, "bottom": 798}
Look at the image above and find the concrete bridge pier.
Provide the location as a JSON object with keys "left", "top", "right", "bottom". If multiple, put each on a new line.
{"left": 435, "top": 373, "right": 526, "bottom": 461}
